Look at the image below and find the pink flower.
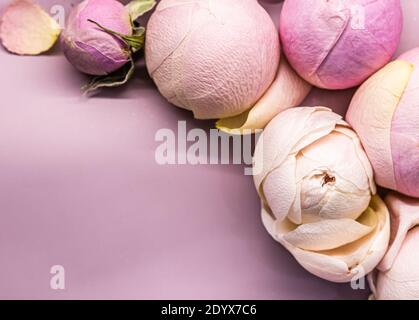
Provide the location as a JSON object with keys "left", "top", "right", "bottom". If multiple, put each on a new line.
{"left": 61, "top": 0, "right": 133, "bottom": 76}
{"left": 280, "top": 0, "right": 402, "bottom": 89}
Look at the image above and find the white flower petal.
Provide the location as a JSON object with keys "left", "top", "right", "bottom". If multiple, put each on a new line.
{"left": 253, "top": 107, "right": 337, "bottom": 192}
{"left": 262, "top": 156, "right": 297, "bottom": 222}
{"left": 284, "top": 218, "right": 373, "bottom": 251}
{"left": 334, "top": 125, "right": 376, "bottom": 194}
{"left": 262, "top": 195, "right": 390, "bottom": 283}
{"left": 254, "top": 107, "right": 315, "bottom": 191}
{"left": 290, "top": 109, "right": 342, "bottom": 153}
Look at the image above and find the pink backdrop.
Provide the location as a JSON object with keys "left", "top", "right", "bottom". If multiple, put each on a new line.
{"left": 0, "top": 0, "right": 418, "bottom": 299}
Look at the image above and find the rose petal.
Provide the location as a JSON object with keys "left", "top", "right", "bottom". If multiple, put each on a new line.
{"left": 262, "top": 156, "right": 297, "bottom": 222}
{"left": 295, "top": 130, "right": 372, "bottom": 222}
{"left": 262, "top": 195, "right": 390, "bottom": 283}
{"left": 374, "top": 228, "right": 419, "bottom": 299}
{"left": 216, "top": 57, "right": 311, "bottom": 134}
{"left": 288, "top": 181, "right": 302, "bottom": 224}
{"left": 284, "top": 218, "right": 374, "bottom": 251}
{"left": 316, "top": 187, "right": 371, "bottom": 222}
{"left": 378, "top": 192, "right": 419, "bottom": 271}
{"left": 253, "top": 106, "right": 337, "bottom": 192}
{"left": 280, "top": 0, "right": 349, "bottom": 85}
{"left": 346, "top": 60, "right": 413, "bottom": 190}
{"left": 299, "top": 131, "right": 370, "bottom": 191}
{"left": 320, "top": 211, "right": 378, "bottom": 267}
{"left": 334, "top": 125, "right": 377, "bottom": 194}
{"left": 290, "top": 109, "right": 342, "bottom": 153}
{"left": 390, "top": 49, "right": 419, "bottom": 198}
{"left": 318, "top": 197, "right": 389, "bottom": 271}
{"left": 0, "top": 0, "right": 61, "bottom": 55}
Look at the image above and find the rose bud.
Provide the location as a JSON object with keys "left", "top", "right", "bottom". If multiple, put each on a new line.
{"left": 346, "top": 48, "right": 419, "bottom": 198}
{"left": 254, "top": 107, "right": 390, "bottom": 283}
{"left": 146, "top": 0, "right": 310, "bottom": 131}
{"left": 369, "top": 193, "right": 419, "bottom": 300}
{"left": 61, "top": 0, "right": 133, "bottom": 76}
{"left": 280, "top": 0, "right": 403, "bottom": 89}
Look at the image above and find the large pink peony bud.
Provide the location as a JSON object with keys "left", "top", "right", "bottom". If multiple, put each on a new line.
{"left": 61, "top": 0, "right": 133, "bottom": 76}
{"left": 369, "top": 193, "right": 419, "bottom": 300}
{"left": 145, "top": 0, "right": 281, "bottom": 120}
{"left": 346, "top": 48, "right": 419, "bottom": 198}
{"left": 280, "top": 0, "right": 403, "bottom": 90}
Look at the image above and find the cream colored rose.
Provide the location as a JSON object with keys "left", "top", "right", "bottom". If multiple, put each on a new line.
{"left": 254, "top": 107, "right": 390, "bottom": 282}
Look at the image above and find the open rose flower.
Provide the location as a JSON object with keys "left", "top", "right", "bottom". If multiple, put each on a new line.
{"left": 369, "top": 193, "right": 419, "bottom": 300}
{"left": 253, "top": 107, "right": 390, "bottom": 282}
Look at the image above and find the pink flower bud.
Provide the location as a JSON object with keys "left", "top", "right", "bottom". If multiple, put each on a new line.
{"left": 145, "top": 0, "right": 280, "bottom": 120}
{"left": 280, "top": 0, "right": 402, "bottom": 89}
{"left": 61, "top": 0, "right": 133, "bottom": 76}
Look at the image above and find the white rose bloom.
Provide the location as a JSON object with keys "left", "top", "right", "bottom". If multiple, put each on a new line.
{"left": 254, "top": 107, "right": 390, "bottom": 283}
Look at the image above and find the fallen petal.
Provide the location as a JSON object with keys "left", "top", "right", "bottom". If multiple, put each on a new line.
{"left": 0, "top": 0, "right": 61, "bottom": 55}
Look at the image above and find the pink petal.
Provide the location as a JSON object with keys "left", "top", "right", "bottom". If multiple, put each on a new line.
{"left": 0, "top": 0, "right": 60, "bottom": 55}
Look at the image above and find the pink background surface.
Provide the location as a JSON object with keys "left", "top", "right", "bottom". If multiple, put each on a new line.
{"left": 0, "top": 0, "right": 418, "bottom": 299}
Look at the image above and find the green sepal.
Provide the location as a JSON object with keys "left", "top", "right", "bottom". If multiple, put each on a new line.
{"left": 81, "top": 56, "right": 135, "bottom": 95}
{"left": 88, "top": 19, "right": 145, "bottom": 52}
{"left": 126, "top": 0, "right": 156, "bottom": 22}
